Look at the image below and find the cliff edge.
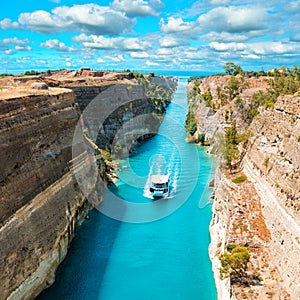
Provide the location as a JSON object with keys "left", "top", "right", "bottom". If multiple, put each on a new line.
{"left": 187, "top": 70, "right": 299, "bottom": 299}
{"left": 0, "top": 70, "right": 177, "bottom": 300}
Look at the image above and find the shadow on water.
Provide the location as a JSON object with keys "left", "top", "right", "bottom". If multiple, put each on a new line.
{"left": 37, "top": 188, "right": 125, "bottom": 300}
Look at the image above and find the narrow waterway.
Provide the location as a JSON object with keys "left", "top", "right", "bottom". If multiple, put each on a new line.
{"left": 38, "top": 77, "right": 217, "bottom": 300}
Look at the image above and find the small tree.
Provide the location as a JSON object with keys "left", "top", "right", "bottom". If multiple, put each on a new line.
{"left": 224, "top": 62, "right": 243, "bottom": 76}
{"left": 224, "top": 120, "right": 239, "bottom": 170}
{"left": 233, "top": 64, "right": 244, "bottom": 76}
{"left": 219, "top": 246, "right": 250, "bottom": 280}
{"left": 226, "top": 76, "right": 240, "bottom": 100}
{"left": 224, "top": 62, "right": 235, "bottom": 75}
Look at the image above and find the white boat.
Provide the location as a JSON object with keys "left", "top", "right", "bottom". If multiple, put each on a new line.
{"left": 149, "top": 174, "right": 170, "bottom": 198}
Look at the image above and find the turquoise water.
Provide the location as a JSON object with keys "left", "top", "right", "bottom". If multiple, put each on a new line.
{"left": 38, "top": 78, "right": 217, "bottom": 300}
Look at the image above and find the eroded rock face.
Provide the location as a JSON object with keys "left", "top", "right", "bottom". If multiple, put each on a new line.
{"left": 0, "top": 90, "right": 78, "bottom": 224}
{"left": 0, "top": 71, "right": 177, "bottom": 300}
{"left": 0, "top": 88, "right": 92, "bottom": 300}
{"left": 243, "top": 93, "right": 300, "bottom": 298}
{"left": 188, "top": 75, "right": 299, "bottom": 299}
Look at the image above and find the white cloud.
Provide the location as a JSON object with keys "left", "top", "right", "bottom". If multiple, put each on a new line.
{"left": 16, "top": 4, "right": 135, "bottom": 35}
{"left": 160, "top": 36, "right": 183, "bottom": 48}
{"left": 130, "top": 51, "right": 149, "bottom": 58}
{"left": 250, "top": 42, "right": 295, "bottom": 55}
{"left": 1, "top": 37, "right": 29, "bottom": 46}
{"left": 146, "top": 60, "right": 159, "bottom": 66}
{"left": 157, "top": 48, "right": 173, "bottom": 55}
{"left": 198, "top": 6, "right": 268, "bottom": 33}
{"left": 241, "top": 54, "right": 260, "bottom": 59}
{"left": 209, "top": 42, "right": 247, "bottom": 52}
{"left": 97, "top": 58, "right": 105, "bottom": 63}
{"left": 5, "top": 49, "right": 14, "bottom": 55}
{"left": 111, "top": 0, "right": 164, "bottom": 17}
{"left": 105, "top": 54, "right": 125, "bottom": 62}
{"left": 285, "top": 1, "right": 300, "bottom": 13}
{"left": 73, "top": 34, "right": 151, "bottom": 51}
{"left": 201, "top": 32, "right": 250, "bottom": 43}
{"left": 40, "top": 39, "right": 76, "bottom": 52}
{"left": 0, "top": 18, "right": 20, "bottom": 30}
{"left": 160, "top": 17, "right": 197, "bottom": 34}
{"left": 15, "top": 45, "right": 32, "bottom": 51}
{"left": 0, "top": 37, "right": 31, "bottom": 54}
{"left": 209, "top": 0, "right": 230, "bottom": 5}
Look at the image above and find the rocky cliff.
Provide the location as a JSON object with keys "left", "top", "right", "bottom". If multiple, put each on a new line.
{"left": 0, "top": 71, "right": 177, "bottom": 300}
{"left": 187, "top": 73, "right": 300, "bottom": 299}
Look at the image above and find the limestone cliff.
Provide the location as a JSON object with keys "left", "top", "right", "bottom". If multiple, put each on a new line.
{"left": 187, "top": 73, "right": 300, "bottom": 299}
{"left": 0, "top": 71, "right": 177, "bottom": 300}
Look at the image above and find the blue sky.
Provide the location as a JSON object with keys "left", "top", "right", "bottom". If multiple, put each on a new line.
{"left": 0, "top": 0, "right": 300, "bottom": 73}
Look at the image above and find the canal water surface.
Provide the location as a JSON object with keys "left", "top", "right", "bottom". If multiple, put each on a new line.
{"left": 38, "top": 77, "right": 217, "bottom": 300}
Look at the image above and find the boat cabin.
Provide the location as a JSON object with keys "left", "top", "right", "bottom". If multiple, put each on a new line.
{"left": 150, "top": 175, "right": 170, "bottom": 198}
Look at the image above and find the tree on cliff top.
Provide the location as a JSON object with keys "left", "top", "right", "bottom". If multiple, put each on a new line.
{"left": 219, "top": 245, "right": 250, "bottom": 281}
{"left": 224, "top": 62, "right": 244, "bottom": 75}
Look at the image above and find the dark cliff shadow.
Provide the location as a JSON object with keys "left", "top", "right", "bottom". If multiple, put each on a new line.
{"left": 37, "top": 188, "right": 125, "bottom": 300}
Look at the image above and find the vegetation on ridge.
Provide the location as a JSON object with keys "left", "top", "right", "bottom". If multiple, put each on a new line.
{"left": 187, "top": 63, "right": 300, "bottom": 171}
{"left": 219, "top": 245, "right": 251, "bottom": 281}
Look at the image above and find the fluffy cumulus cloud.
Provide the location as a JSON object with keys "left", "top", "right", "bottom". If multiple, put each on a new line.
{"left": 16, "top": 4, "right": 136, "bottom": 35}
{"left": 160, "top": 36, "right": 183, "bottom": 48}
{"left": 200, "top": 32, "right": 250, "bottom": 43}
{"left": 130, "top": 51, "right": 149, "bottom": 58}
{"left": 111, "top": 0, "right": 164, "bottom": 17}
{"left": 0, "top": 18, "right": 20, "bottom": 30}
{"left": 1, "top": 1, "right": 300, "bottom": 72}
{"left": 104, "top": 54, "right": 125, "bottom": 62}
{"left": 209, "top": 42, "right": 247, "bottom": 52}
{"left": 198, "top": 6, "right": 268, "bottom": 33}
{"left": 0, "top": 37, "right": 31, "bottom": 54}
{"left": 40, "top": 39, "right": 77, "bottom": 52}
{"left": 160, "top": 17, "right": 197, "bottom": 34}
{"left": 146, "top": 60, "right": 159, "bottom": 66}
{"left": 249, "top": 42, "right": 295, "bottom": 55}
{"left": 1, "top": 37, "right": 29, "bottom": 46}
{"left": 73, "top": 34, "right": 151, "bottom": 51}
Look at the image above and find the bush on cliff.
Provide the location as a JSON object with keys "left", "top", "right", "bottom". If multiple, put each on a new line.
{"left": 219, "top": 245, "right": 250, "bottom": 281}
{"left": 224, "top": 120, "right": 239, "bottom": 170}
{"left": 185, "top": 113, "right": 197, "bottom": 136}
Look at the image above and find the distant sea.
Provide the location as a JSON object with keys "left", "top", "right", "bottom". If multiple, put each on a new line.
{"left": 136, "top": 70, "right": 217, "bottom": 77}
{"left": 1, "top": 68, "right": 217, "bottom": 77}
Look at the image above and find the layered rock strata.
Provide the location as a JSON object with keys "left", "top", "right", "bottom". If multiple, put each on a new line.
{"left": 0, "top": 71, "right": 176, "bottom": 300}
{"left": 187, "top": 75, "right": 299, "bottom": 299}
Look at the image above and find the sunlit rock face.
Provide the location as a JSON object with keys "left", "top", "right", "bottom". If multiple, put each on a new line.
{"left": 0, "top": 71, "right": 177, "bottom": 300}
{"left": 187, "top": 74, "right": 299, "bottom": 299}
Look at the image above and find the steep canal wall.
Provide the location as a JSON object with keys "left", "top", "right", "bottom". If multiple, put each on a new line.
{"left": 0, "top": 71, "right": 177, "bottom": 300}
{"left": 187, "top": 74, "right": 299, "bottom": 299}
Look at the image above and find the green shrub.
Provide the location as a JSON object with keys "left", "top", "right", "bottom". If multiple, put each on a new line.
{"left": 201, "top": 91, "right": 213, "bottom": 106}
{"left": 226, "top": 244, "right": 237, "bottom": 252}
{"left": 219, "top": 245, "right": 250, "bottom": 280}
{"left": 185, "top": 113, "right": 197, "bottom": 136}
{"left": 197, "top": 133, "right": 206, "bottom": 145}
{"left": 232, "top": 175, "right": 247, "bottom": 183}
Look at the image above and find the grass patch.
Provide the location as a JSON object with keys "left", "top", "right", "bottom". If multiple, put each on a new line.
{"left": 232, "top": 175, "right": 247, "bottom": 184}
